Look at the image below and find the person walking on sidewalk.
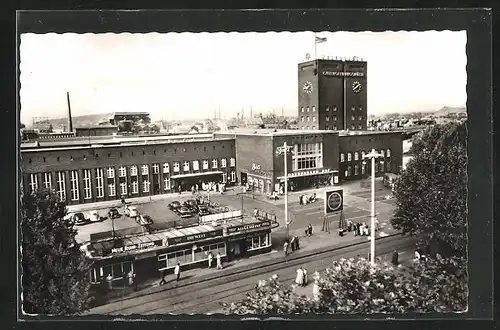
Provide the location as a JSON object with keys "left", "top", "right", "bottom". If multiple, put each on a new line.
{"left": 216, "top": 252, "right": 223, "bottom": 269}
{"left": 159, "top": 269, "right": 167, "bottom": 286}
{"left": 174, "top": 263, "right": 181, "bottom": 281}
{"left": 283, "top": 241, "right": 289, "bottom": 256}
{"left": 308, "top": 224, "right": 313, "bottom": 236}
{"left": 294, "top": 236, "right": 300, "bottom": 250}
{"left": 295, "top": 268, "right": 304, "bottom": 286}
{"left": 106, "top": 274, "right": 113, "bottom": 290}
{"left": 302, "top": 268, "right": 308, "bottom": 286}
{"left": 290, "top": 236, "right": 296, "bottom": 252}
{"left": 127, "top": 269, "right": 137, "bottom": 291}
{"left": 208, "top": 252, "right": 213, "bottom": 268}
{"left": 392, "top": 250, "right": 399, "bottom": 266}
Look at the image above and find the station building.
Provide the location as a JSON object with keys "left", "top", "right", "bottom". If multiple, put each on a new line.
{"left": 21, "top": 134, "right": 238, "bottom": 205}
{"left": 216, "top": 128, "right": 402, "bottom": 194}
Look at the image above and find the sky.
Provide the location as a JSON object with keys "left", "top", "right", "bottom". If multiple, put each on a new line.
{"left": 19, "top": 31, "right": 467, "bottom": 124}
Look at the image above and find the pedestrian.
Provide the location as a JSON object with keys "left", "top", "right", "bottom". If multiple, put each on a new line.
{"left": 304, "top": 227, "right": 309, "bottom": 237}
{"left": 294, "top": 236, "right": 300, "bottom": 250}
{"left": 353, "top": 223, "right": 358, "bottom": 236}
{"left": 127, "top": 270, "right": 137, "bottom": 291}
{"left": 195, "top": 183, "right": 199, "bottom": 192}
{"left": 174, "top": 263, "right": 181, "bottom": 281}
{"left": 290, "top": 236, "right": 296, "bottom": 252}
{"left": 121, "top": 196, "right": 126, "bottom": 207}
{"left": 159, "top": 270, "right": 167, "bottom": 286}
{"left": 302, "top": 268, "right": 308, "bottom": 286}
{"left": 295, "top": 268, "right": 304, "bottom": 286}
{"left": 283, "top": 241, "right": 289, "bottom": 256}
{"left": 299, "top": 195, "right": 303, "bottom": 205}
{"left": 308, "top": 224, "right": 313, "bottom": 236}
{"left": 178, "top": 185, "right": 182, "bottom": 195}
{"left": 414, "top": 250, "right": 421, "bottom": 262}
{"left": 106, "top": 274, "right": 113, "bottom": 290}
{"left": 356, "top": 223, "right": 361, "bottom": 236}
{"left": 208, "top": 252, "right": 213, "bottom": 268}
{"left": 216, "top": 252, "right": 223, "bottom": 269}
{"left": 347, "top": 219, "right": 353, "bottom": 232}
{"left": 391, "top": 250, "right": 399, "bottom": 266}
{"left": 191, "top": 185, "right": 195, "bottom": 194}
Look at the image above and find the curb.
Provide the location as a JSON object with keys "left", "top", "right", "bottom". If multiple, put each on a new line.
{"left": 98, "top": 232, "right": 401, "bottom": 307}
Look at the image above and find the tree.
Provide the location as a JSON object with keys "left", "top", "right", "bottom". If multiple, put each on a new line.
{"left": 391, "top": 122, "right": 467, "bottom": 256}
{"left": 223, "top": 257, "right": 467, "bottom": 315}
{"left": 21, "top": 188, "right": 94, "bottom": 315}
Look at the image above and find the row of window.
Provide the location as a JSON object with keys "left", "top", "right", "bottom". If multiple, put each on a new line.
{"left": 344, "top": 160, "right": 391, "bottom": 177}
{"left": 299, "top": 105, "right": 364, "bottom": 113}
{"left": 26, "top": 145, "right": 235, "bottom": 164}
{"left": 301, "top": 115, "right": 364, "bottom": 123}
{"left": 90, "top": 260, "right": 133, "bottom": 283}
{"left": 293, "top": 143, "right": 323, "bottom": 171}
{"left": 158, "top": 243, "right": 227, "bottom": 270}
{"left": 300, "top": 124, "right": 365, "bottom": 130}
{"left": 28, "top": 167, "right": 237, "bottom": 201}
{"left": 340, "top": 149, "right": 392, "bottom": 162}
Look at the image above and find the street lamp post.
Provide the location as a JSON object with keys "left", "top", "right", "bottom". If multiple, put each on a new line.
{"left": 363, "top": 148, "right": 383, "bottom": 266}
{"left": 276, "top": 142, "right": 294, "bottom": 240}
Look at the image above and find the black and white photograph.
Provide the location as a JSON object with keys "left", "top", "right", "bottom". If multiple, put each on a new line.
{"left": 16, "top": 10, "right": 488, "bottom": 319}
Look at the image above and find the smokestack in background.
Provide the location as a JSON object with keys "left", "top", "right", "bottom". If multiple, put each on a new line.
{"left": 66, "top": 92, "right": 73, "bottom": 132}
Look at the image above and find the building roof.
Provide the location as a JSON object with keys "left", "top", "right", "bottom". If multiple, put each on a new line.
{"left": 218, "top": 128, "right": 339, "bottom": 137}
{"left": 75, "top": 125, "right": 118, "bottom": 130}
{"left": 112, "top": 112, "right": 150, "bottom": 116}
{"left": 20, "top": 133, "right": 232, "bottom": 152}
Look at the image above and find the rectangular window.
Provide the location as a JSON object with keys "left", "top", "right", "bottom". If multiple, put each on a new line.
{"left": 203, "top": 160, "right": 209, "bottom": 170}
{"left": 119, "top": 167, "right": 126, "bottom": 177}
{"left": 95, "top": 169, "right": 104, "bottom": 198}
{"left": 354, "top": 164, "right": 359, "bottom": 175}
{"left": 130, "top": 166, "right": 138, "bottom": 176}
{"left": 358, "top": 116, "right": 363, "bottom": 121}
{"left": 152, "top": 164, "right": 159, "bottom": 174}
{"left": 387, "top": 149, "right": 391, "bottom": 157}
{"left": 306, "top": 106, "right": 310, "bottom": 112}
{"left": 41, "top": 173, "right": 52, "bottom": 190}
{"left": 164, "top": 177, "right": 171, "bottom": 190}
{"left": 379, "top": 161, "right": 385, "bottom": 173}
{"left": 141, "top": 165, "right": 149, "bottom": 175}
{"left": 143, "top": 179, "right": 150, "bottom": 193}
{"left": 333, "top": 106, "right": 337, "bottom": 112}
{"left": 120, "top": 182, "right": 127, "bottom": 196}
{"left": 306, "top": 116, "right": 310, "bottom": 122}
{"left": 230, "top": 158, "right": 236, "bottom": 167}
{"left": 98, "top": 261, "right": 133, "bottom": 282}
{"left": 29, "top": 173, "right": 38, "bottom": 193}
{"left": 301, "top": 107, "right": 304, "bottom": 112}
{"left": 56, "top": 172, "right": 66, "bottom": 200}
{"left": 193, "top": 160, "right": 199, "bottom": 171}
{"left": 107, "top": 167, "right": 115, "bottom": 178}
{"left": 108, "top": 182, "right": 116, "bottom": 197}
{"left": 221, "top": 158, "right": 227, "bottom": 168}
{"left": 351, "top": 115, "right": 355, "bottom": 121}
{"left": 131, "top": 180, "right": 139, "bottom": 194}
{"left": 340, "top": 153, "right": 345, "bottom": 162}
{"left": 183, "top": 161, "right": 190, "bottom": 172}
{"left": 83, "top": 169, "right": 92, "bottom": 200}
{"left": 301, "top": 116, "right": 304, "bottom": 122}
{"left": 347, "top": 153, "right": 352, "bottom": 161}
{"left": 230, "top": 171, "right": 236, "bottom": 183}
{"left": 163, "top": 163, "right": 170, "bottom": 173}
{"left": 173, "top": 162, "right": 180, "bottom": 172}
{"left": 387, "top": 160, "right": 391, "bottom": 172}
{"left": 326, "top": 116, "right": 330, "bottom": 121}
{"left": 212, "top": 159, "right": 218, "bottom": 169}
{"left": 70, "top": 170, "right": 79, "bottom": 201}
{"left": 362, "top": 163, "right": 366, "bottom": 175}
{"left": 312, "top": 106, "right": 316, "bottom": 112}
{"left": 354, "top": 152, "right": 359, "bottom": 161}
{"left": 326, "top": 106, "right": 330, "bottom": 112}
{"left": 312, "top": 117, "right": 316, "bottom": 122}
{"left": 222, "top": 172, "right": 227, "bottom": 183}
{"left": 247, "top": 233, "right": 271, "bottom": 251}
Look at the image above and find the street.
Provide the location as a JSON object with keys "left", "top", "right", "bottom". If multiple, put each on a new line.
{"left": 89, "top": 234, "right": 416, "bottom": 315}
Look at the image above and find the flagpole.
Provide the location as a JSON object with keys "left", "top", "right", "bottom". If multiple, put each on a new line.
{"left": 314, "top": 32, "right": 317, "bottom": 60}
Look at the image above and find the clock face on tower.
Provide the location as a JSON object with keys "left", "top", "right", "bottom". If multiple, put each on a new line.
{"left": 302, "top": 81, "right": 313, "bottom": 94}
{"left": 352, "top": 81, "right": 362, "bottom": 93}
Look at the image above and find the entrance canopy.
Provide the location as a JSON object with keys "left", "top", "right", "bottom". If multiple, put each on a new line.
{"left": 171, "top": 171, "right": 223, "bottom": 179}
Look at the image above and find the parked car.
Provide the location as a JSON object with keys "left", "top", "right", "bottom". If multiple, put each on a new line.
{"left": 124, "top": 205, "right": 139, "bottom": 218}
{"left": 168, "top": 201, "right": 182, "bottom": 211}
{"left": 184, "top": 199, "right": 199, "bottom": 211}
{"left": 108, "top": 208, "right": 120, "bottom": 219}
{"left": 177, "top": 206, "right": 195, "bottom": 218}
{"left": 72, "top": 212, "right": 88, "bottom": 226}
{"left": 198, "top": 205, "right": 210, "bottom": 216}
{"left": 88, "top": 210, "right": 100, "bottom": 222}
{"left": 136, "top": 214, "right": 154, "bottom": 226}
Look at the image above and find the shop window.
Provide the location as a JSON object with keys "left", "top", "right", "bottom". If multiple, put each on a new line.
{"left": 100, "top": 261, "right": 133, "bottom": 282}
{"left": 247, "top": 233, "right": 270, "bottom": 251}
{"left": 131, "top": 181, "right": 139, "bottom": 194}
{"left": 347, "top": 165, "right": 352, "bottom": 176}
{"left": 230, "top": 171, "right": 236, "bottom": 182}
{"left": 164, "top": 177, "right": 171, "bottom": 190}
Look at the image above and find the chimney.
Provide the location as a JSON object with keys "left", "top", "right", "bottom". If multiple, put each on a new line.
{"left": 66, "top": 92, "right": 73, "bottom": 132}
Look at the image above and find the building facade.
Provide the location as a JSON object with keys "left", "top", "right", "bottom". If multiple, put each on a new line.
{"left": 298, "top": 58, "right": 368, "bottom": 131}
{"left": 21, "top": 134, "right": 237, "bottom": 205}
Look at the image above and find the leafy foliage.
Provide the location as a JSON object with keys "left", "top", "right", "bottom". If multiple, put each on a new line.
{"left": 224, "top": 257, "right": 467, "bottom": 314}
{"left": 392, "top": 122, "right": 467, "bottom": 255}
{"left": 21, "top": 188, "right": 94, "bottom": 315}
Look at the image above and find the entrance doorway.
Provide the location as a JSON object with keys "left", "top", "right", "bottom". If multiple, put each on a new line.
{"left": 240, "top": 172, "right": 248, "bottom": 186}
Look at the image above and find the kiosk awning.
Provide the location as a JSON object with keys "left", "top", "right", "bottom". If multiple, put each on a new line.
{"left": 170, "top": 171, "right": 223, "bottom": 179}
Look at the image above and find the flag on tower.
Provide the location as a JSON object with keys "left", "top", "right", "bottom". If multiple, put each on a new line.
{"left": 315, "top": 36, "right": 327, "bottom": 44}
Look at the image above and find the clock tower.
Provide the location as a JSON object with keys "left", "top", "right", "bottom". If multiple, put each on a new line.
{"left": 297, "top": 58, "right": 367, "bottom": 131}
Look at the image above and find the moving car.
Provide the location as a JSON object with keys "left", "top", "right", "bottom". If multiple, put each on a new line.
{"left": 177, "top": 206, "right": 195, "bottom": 218}
{"left": 88, "top": 210, "right": 100, "bottom": 222}
{"left": 168, "top": 201, "right": 182, "bottom": 211}
{"left": 136, "top": 214, "right": 154, "bottom": 226}
{"left": 124, "top": 206, "right": 139, "bottom": 218}
{"left": 108, "top": 208, "right": 120, "bottom": 219}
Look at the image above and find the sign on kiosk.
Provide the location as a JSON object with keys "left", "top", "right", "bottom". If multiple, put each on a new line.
{"left": 324, "top": 189, "right": 343, "bottom": 215}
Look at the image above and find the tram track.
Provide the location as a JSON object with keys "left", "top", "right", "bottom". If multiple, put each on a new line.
{"left": 100, "top": 235, "right": 415, "bottom": 315}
